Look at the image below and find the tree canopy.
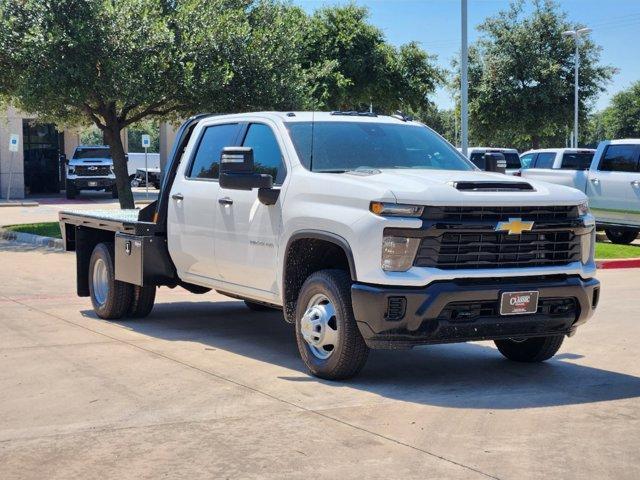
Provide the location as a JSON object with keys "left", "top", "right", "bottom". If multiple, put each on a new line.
{"left": 459, "top": 0, "right": 614, "bottom": 150}
{"left": 0, "top": 0, "right": 442, "bottom": 207}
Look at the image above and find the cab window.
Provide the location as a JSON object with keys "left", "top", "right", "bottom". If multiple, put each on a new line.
{"left": 561, "top": 152, "right": 594, "bottom": 170}
{"left": 242, "top": 123, "right": 286, "bottom": 184}
{"left": 599, "top": 145, "right": 640, "bottom": 172}
{"left": 534, "top": 152, "right": 555, "bottom": 169}
{"left": 188, "top": 123, "right": 240, "bottom": 179}
{"left": 520, "top": 153, "right": 536, "bottom": 169}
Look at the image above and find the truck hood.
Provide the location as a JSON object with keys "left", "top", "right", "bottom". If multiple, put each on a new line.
{"left": 352, "top": 169, "right": 586, "bottom": 206}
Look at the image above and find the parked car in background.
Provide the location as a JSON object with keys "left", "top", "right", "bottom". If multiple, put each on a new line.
{"left": 521, "top": 141, "right": 640, "bottom": 244}
{"left": 126, "top": 152, "right": 161, "bottom": 179}
{"left": 131, "top": 167, "right": 161, "bottom": 189}
{"left": 65, "top": 146, "right": 116, "bottom": 199}
{"left": 519, "top": 148, "right": 595, "bottom": 189}
{"left": 464, "top": 147, "right": 521, "bottom": 175}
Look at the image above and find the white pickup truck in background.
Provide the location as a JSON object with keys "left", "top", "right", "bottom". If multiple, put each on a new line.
{"left": 521, "top": 141, "right": 640, "bottom": 244}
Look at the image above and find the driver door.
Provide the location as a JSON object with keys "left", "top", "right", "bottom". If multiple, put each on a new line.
{"left": 214, "top": 122, "right": 287, "bottom": 296}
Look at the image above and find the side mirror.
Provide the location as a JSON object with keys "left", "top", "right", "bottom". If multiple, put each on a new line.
{"left": 483, "top": 152, "right": 506, "bottom": 174}
{"left": 59, "top": 153, "right": 67, "bottom": 164}
{"left": 125, "top": 154, "right": 129, "bottom": 162}
{"left": 219, "top": 147, "right": 273, "bottom": 191}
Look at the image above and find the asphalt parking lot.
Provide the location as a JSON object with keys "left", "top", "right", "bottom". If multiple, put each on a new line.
{"left": 1, "top": 240, "right": 639, "bottom": 480}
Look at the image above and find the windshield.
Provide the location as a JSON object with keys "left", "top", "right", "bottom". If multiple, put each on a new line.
{"left": 73, "top": 148, "right": 111, "bottom": 159}
{"left": 286, "top": 121, "right": 473, "bottom": 172}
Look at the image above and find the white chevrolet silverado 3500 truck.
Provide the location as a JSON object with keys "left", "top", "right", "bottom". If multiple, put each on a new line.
{"left": 59, "top": 112, "right": 600, "bottom": 380}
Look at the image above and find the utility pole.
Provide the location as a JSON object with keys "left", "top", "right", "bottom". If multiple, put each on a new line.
{"left": 563, "top": 27, "right": 591, "bottom": 148}
{"left": 461, "top": 0, "right": 469, "bottom": 156}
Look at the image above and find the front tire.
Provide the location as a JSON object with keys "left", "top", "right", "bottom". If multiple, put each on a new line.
{"left": 605, "top": 228, "right": 638, "bottom": 244}
{"left": 89, "top": 242, "right": 133, "bottom": 319}
{"left": 295, "top": 269, "right": 369, "bottom": 380}
{"left": 494, "top": 335, "right": 564, "bottom": 362}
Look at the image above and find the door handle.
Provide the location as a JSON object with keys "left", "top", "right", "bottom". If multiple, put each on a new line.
{"left": 218, "top": 197, "right": 233, "bottom": 206}
{"left": 590, "top": 178, "right": 600, "bottom": 185}
{"left": 171, "top": 193, "right": 184, "bottom": 200}
{"left": 632, "top": 180, "right": 640, "bottom": 188}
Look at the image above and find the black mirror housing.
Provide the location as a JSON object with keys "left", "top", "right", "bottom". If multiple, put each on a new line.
{"left": 219, "top": 146, "right": 274, "bottom": 191}
{"left": 59, "top": 153, "right": 67, "bottom": 164}
{"left": 483, "top": 152, "right": 507, "bottom": 174}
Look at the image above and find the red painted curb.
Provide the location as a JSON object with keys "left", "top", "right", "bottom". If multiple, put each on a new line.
{"left": 596, "top": 258, "right": 640, "bottom": 269}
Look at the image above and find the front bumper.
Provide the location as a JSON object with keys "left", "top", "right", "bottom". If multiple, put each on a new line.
{"left": 351, "top": 275, "right": 600, "bottom": 349}
{"left": 67, "top": 177, "right": 115, "bottom": 189}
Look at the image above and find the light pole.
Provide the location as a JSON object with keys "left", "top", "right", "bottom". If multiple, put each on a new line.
{"left": 563, "top": 27, "right": 591, "bottom": 148}
{"left": 461, "top": 0, "right": 468, "bottom": 156}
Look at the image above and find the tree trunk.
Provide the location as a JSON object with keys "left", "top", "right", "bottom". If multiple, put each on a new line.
{"left": 531, "top": 135, "right": 541, "bottom": 150}
{"left": 103, "top": 126, "right": 135, "bottom": 209}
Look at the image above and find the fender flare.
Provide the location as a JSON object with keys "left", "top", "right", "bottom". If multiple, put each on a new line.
{"left": 284, "top": 230, "right": 357, "bottom": 282}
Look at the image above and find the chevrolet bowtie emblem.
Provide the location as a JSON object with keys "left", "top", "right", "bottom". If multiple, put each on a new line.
{"left": 495, "top": 218, "right": 534, "bottom": 235}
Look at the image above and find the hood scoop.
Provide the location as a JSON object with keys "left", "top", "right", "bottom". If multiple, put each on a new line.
{"left": 452, "top": 181, "right": 534, "bottom": 192}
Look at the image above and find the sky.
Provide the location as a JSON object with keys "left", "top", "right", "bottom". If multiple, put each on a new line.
{"left": 293, "top": 0, "right": 640, "bottom": 112}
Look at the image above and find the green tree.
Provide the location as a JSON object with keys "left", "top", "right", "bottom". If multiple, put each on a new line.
{"left": 460, "top": 0, "right": 613, "bottom": 149}
{"left": 128, "top": 120, "right": 160, "bottom": 153}
{"left": 301, "top": 5, "right": 443, "bottom": 112}
{"left": 600, "top": 81, "right": 640, "bottom": 139}
{"left": 0, "top": 0, "right": 309, "bottom": 208}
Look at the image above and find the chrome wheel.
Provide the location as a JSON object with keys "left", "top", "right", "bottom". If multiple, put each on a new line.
{"left": 300, "top": 293, "right": 338, "bottom": 360}
{"left": 92, "top": 258, "right": 109, "bottom": 306}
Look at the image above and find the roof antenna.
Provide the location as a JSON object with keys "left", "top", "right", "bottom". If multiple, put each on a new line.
{"left": 309, "top": 110, "right": 315, "bottom": 171}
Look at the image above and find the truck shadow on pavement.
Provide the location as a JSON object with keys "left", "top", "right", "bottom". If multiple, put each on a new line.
{"left": 93, "top": 299, "right": 640, "bottom": 410}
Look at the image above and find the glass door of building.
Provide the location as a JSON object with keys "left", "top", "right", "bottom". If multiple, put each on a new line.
{"left": 23, "top": 121, "right": 64, "bottom": 194}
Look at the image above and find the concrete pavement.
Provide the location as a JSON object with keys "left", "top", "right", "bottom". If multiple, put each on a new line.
{"left": 1, "top": 240, "right": 639, "bottom": 479}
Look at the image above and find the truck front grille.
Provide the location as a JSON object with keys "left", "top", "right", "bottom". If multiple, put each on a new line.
{"left": 75, "top": 165, "right": 111, "bottom": 176}
{"left": 422, "top": 205, "right": 578, "bottom": 222}
{"left": 414, "top": 231, "right": 581, "bottom": 270}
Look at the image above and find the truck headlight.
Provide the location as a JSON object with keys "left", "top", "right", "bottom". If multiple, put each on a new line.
{"left": 370, "top": 202, "right": 424, "bottom": 217}
{"left": 577, "top": 201, "right": 589, "bottom": 216}
{"left": 580, "top": 231, "right": 594, "bottom": 264}
{"left": 382, "top": 236, "right": 420, "bottom": 271}
{"left": 110, "top": 166, "right": 115, "bottom": 174}
{"left": 68, "top": 166, "right": 75, "bottom": 174}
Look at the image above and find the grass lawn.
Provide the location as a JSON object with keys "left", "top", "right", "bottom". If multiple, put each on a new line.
{"left": 4, "top": 222, "right": 62, "bottom": 239}
{"left": 595, "top": 241, "right": 640, "bottom": 259}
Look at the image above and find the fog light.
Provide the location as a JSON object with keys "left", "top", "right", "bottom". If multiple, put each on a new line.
{"left": 580, "top": 231, "right": 594, "bottom": 264}
{"left": 382, "top": 236, "right": 420, "bottom": 271}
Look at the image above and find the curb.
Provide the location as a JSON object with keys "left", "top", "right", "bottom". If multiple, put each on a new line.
{"left": 0, "top": 229, "right": 64, "bottom": 251}
{"left": 596, "top": 258, "right": 640, "bottom": 269}
{"left": 0, "top": 201, "right": 39, "bottom": 207}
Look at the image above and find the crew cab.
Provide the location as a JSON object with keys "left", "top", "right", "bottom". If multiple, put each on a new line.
{"left": 64, "top": 146, "right": 117, "bottom": 199}
{"left": 521, "top": 141, "right": 640, "bottom": 244}
{"left": 59, "top": 112, "right": 600, "bottom": 380}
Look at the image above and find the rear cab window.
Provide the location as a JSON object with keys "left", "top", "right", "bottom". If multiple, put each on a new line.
{"left": 598, "top": 145, "right": 640, "bottom": 172}
{"left": 533, "top": 152, "right": 556, "bottom": 169}
{"left": 561, "top": 152, "right": 594, "bottom": 170}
